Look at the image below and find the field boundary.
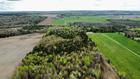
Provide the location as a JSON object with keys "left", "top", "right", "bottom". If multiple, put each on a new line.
{"left": 102, "top": 34, "right": 140, "bottom": 58}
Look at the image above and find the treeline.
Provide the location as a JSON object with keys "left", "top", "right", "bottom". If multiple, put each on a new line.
{"left": 69, "top": 19, "right": 140, "bottom": 32}
{"left": 0, "top": 25, "right": 52, "bottom": 38}
{"left": 69, "top": 22, "right": 126, "bottom": 32}
{"left": 124, "top": 30, "right": 139, "bottom": 39}
{"left": 55, "top": 11, "right": 140, "bottom": 17}
{"left": 108, "top": 19, "right": 140, "bottom": 28}
{"left": 0, "top": 15, "right": 48, "bottom": 38}
{"left": 123, "top": 29, "right": 140, "bottom": 42}
{"left": 0, "top": 15, "right": 46, "bottom": 28}
{"left": 0, "top": 28, "right": 28, "bottom": 38}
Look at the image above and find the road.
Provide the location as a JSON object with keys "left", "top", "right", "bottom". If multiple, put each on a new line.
{"left": 0, "top": 33, "right": 43, "bottom": 79}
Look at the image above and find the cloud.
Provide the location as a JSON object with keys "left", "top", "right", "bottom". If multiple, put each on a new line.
{"left": 0, "top": 0, "right": 19, "bottom": 10}
{"left": 7, "top": 0, "right": 21, "bottom": 1}
{"left": 0, "top": 0, "right": 11, "bottom": 10}
{"left": 1, "top": 0, "right": 140, "bottom": 11}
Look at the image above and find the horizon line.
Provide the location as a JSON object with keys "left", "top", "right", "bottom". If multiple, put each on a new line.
{"left": 1, "top": 10, "right": 140, "bottom": 12}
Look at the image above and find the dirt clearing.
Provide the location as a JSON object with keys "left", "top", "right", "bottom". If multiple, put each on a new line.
{"left": 38, "top": 17, "right": 53, "bottom": 25}
{"left": 0, "top": 33, "right": 43, "bottom": 79}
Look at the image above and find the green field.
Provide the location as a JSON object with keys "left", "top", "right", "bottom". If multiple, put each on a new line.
{"left": 131, "top": 28, "right": 140, "bottom": 31}
{"left": 53, "top": 16, "right": 108, "bottom": 25}
{"left": 130, "top": 18, "right": 140, "bottom": 21}
{"left": 87, "top": 33, "right": 140, "bottom": 79}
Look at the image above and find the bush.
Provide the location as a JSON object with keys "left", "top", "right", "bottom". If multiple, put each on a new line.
{"left": 33, "top": 35, "right": 86, "bottom": 54}
{"left": 45, "top": 27, "right": 87, "bottom": 39}
{"left": 34, "top": 27, "right": 95, "bottom": 54}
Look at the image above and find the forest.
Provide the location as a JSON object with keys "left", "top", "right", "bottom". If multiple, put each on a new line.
{"left": 0, "top": 15, "right": 48, "bottom": 38}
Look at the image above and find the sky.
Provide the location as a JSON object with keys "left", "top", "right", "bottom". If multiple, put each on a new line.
{"left": 0, "top": 0, "right": 140, "bottom": 11}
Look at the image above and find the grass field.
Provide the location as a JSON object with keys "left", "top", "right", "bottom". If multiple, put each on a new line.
{"left": 53, "top": 16, "right": 108, "bottom": 25}
{"left": 130, "top": 18, "right": 140, "bottom": 21}
{"left": 87, "top": 33, "right": 140, "bottom": 79}
{"left": 131, "top": 28, "right": 140, "bottom": 31}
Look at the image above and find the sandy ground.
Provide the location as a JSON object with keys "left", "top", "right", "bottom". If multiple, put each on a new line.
{"left": 38, "top": 17, "right": 53, "bottom": 25}
{"left": 0, "top": 33, "right": 43, "bottom": 79}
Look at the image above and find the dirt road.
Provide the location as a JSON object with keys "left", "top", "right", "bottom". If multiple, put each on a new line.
{"left": 0, "top": 33, "right": 43, "bottom": 79}
{"left": 38, "top": 17, "right": 53, "bottom": 25}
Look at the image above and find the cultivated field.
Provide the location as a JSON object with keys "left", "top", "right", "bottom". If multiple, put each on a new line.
{"left": 130, "top": 18, "right": 140, "bottom": 21}
{"left": 88, "top": 33, "right": 140, "bottom": 79}
{"left": 53, "top": 16, "right": 108, "bottom": 25}
{"left": 0, "top": 33, "right": 43, "bottom": 79}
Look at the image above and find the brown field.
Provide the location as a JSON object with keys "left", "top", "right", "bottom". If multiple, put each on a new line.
{"left": 38, "top": 17, "right": 53, "bottom": 25}
{"left": 0, "top": 33, "right": 43, "bottom": 79}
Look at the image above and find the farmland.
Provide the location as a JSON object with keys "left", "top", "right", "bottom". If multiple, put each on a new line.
{"left": 88, "top": 33, "right": 140, "bottom": 79}
{"left": 130, "top": 18, "right": 140, "bottom": 21}
{"left": 53, "top": 16, "right": 108, "bottom": 25}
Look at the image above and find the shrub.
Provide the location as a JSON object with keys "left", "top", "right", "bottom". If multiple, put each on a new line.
{"left": 33, "top": 35, "right": 86, "bottom": 54}
{"left": 82, "top": 55, "right": 93, "bottom": 66}
{"left": 45, "top": 27, "right": 87, "bottom": 39}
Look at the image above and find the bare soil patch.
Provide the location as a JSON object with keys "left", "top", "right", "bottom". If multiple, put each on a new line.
{"left": 38, "top": 17, "right": 53, "bottom": 25}
{"left": 0, "top": 33, "right": 43, "bottom": 79}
